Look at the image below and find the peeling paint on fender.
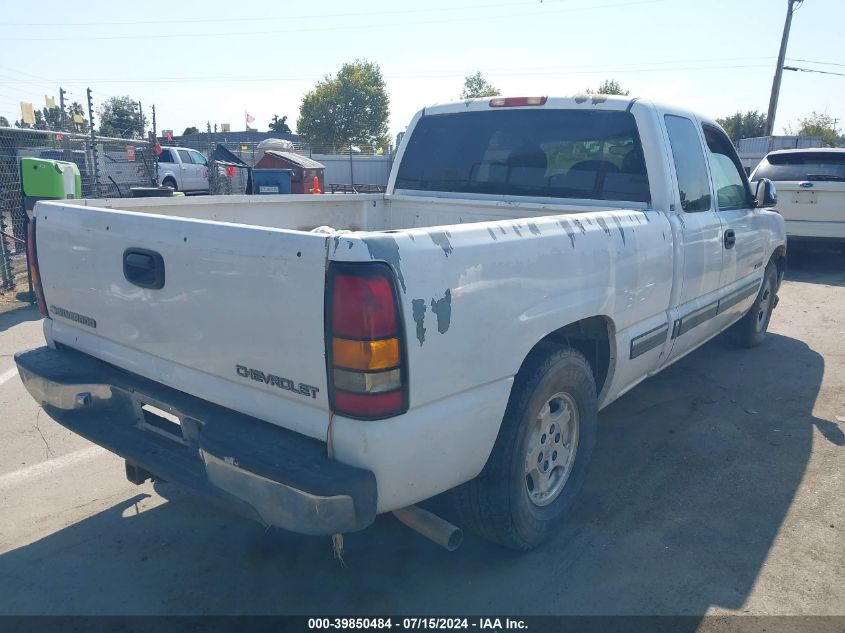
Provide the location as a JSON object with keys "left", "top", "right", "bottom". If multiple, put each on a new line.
{"left": 428, "top": 230, "right": 453, "bottom": 257}
{"left": 573, "top": 218, "right": 587, "bottom": 234}
{"left": 512, "top": 223, "right": 523, "bottom": 237}
{"left": 557, "top": 218, "right": 576, "bottom": 247}
{"left": 596, "top": 217, "right": 611, "bottom": 237}
{"left": 528, "top": 222, "right": 541, "bottom": 236}
{"left": 430, "top": 289, "right": 452, "bottom": 334}
{"left": 412, "top": 299, "right": 427, "bottom": 346}
{"left": 487, "top": 227, "right": 498, "bottom": 241}
{"left": 362, "top": 235, "right": 407, "bottom": 293}
{"left": 611, "top": 215, "right": 626, "bottom": 245}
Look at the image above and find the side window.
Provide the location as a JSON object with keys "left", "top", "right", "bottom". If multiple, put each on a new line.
{"left": 664, "top": 115, "right": 711, "bottom": 212}
{"left": 158, "top": 149, "right": 173, "bottom": 163}
{"left": 703, "top": 126, "right": 751, "bottom": 210}
{"left": 190, "top": 151, "right": 208, "bottom": 166}
{"left": 177, "top": 149, "right": 193, "bottom": 164}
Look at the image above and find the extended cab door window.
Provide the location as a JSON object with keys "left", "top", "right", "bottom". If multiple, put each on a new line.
{"left": 177, "top": 150, "right": 194, "bottom": 164}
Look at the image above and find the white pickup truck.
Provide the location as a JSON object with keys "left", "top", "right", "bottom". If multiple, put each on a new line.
{"left": 156, "top": 146, "right": 210, "bottom": 194}
{"left": 17, "top": 96, "right": 785, "bottom": 551}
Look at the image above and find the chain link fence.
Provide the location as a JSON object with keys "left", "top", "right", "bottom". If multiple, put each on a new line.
{"left": 1, "top": 122, "right": 394, "bottom": 312}
{"left": 171, "top": 136, "right": 394, "bottom": 195}
{"left": 1, "top": 126, "right": 154, "bottom": 310}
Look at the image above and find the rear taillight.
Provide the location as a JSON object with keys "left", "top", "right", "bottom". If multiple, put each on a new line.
{"left": 26, "top": 218, "right": 48, "bottom": 317}
{"left": 327, "top": 263, "right": 407, "bottom": 419}
{"left": 489, "top": 96, "right": 547, "bottom": 108}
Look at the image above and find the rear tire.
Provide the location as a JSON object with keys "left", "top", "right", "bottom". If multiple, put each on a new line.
{"left": 453, "top": 344, "right": 597, "bottom": 550}
{"left": 731, "top": 261, "right": 778, "bottom": 348}
{"left": 162, "top": 177, "right": 177, "bottom": 191}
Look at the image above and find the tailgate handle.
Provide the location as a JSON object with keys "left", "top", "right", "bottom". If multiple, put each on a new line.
{"left": 123, "top": 248, "right": 165, "bottom": 289}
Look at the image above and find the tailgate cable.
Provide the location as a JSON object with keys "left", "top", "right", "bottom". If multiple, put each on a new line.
{"left": 326, "top": 410, "right": 346, "bottom": 565}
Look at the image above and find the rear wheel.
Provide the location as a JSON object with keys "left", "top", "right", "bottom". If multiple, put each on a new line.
{"left": 162, "top": 177, "right": 177, "bottom": 191}
{"left": 453, "top": 344, "right": 597, "bottom": 550}
{"left": 731, "top": 261, "right": 778, "bottom": 348}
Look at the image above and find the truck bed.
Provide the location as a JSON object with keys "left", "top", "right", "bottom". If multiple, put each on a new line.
{"left": 64, "top": 192, "right": 644, "bottom": 232}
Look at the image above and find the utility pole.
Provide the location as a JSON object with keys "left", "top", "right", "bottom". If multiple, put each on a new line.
{"left": 765, "top": 0, "right": 804, "bottom": 136}
{"left": 151, "top": 104, "right": 158, "bottom": 186}
{"left": 58, "top": 86, "right": 69, "bottom": 161}
{"left": 58, "top": 87, "right": 67, "bottom": 131}
{"left": 87, "top": 87, "right": 101, "bottom": 195}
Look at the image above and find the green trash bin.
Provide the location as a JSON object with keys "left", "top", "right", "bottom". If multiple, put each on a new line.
{"left": 20, "top": 157, "right": 82, "bottom": 212}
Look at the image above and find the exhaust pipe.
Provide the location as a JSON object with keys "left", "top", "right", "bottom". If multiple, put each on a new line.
{"left": 393, "top": 505, "right": 463, "bottom": 551}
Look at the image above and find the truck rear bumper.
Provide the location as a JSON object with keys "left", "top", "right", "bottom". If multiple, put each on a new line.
{"left": 14, "top": 345, "right": 377, "bottom": 535}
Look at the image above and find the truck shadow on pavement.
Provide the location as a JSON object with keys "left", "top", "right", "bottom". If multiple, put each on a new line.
{"left": 0, "top": 333, "right": 832, "bottom": 620}
{"left": 0, "top": 305, "right": 41, "bottom": 333}
{"left": 784, "top": 245, "right": 845, "bottom": 287}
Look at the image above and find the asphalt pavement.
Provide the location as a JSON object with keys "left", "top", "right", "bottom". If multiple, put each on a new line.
{"left": 0, "top": 247, "right": 842, "bottom": 618}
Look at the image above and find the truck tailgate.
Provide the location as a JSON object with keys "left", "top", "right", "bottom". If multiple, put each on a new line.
{"left": 35, "top": 202, "right": 332, "bottom": 440}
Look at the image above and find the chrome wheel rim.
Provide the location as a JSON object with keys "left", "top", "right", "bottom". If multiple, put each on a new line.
{"left": 524, "top": 391, "right": 580, "bottom": 507}
{"left": 755, "top": 280, "right": 773, "bottom": 332}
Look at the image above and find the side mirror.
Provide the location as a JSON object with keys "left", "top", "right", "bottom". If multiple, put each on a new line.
{"left": 755, "top": 178, "right": 777, "bottom": 208}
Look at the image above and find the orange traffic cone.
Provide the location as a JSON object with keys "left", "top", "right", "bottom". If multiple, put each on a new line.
{"left": 313, "top": 175, "right": 322, "bottom": 194}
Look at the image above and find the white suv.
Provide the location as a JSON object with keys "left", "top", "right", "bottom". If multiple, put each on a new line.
{"left": 751, "top": 148, "right": 845, "bottom": 245}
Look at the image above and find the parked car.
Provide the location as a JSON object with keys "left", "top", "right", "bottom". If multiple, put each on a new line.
{"left": 17, "top": 96, "right": 785, "bottom": 551}
{"left": 157, "top": 146, "right": 210, "bottom": 193}
{"left": 751, "top": 148, "right": 845, "bottom": 245}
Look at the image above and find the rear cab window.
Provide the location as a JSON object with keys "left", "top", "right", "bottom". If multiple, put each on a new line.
{"left": 753, "top": 151, "right": 845, "bottom": 182}
{"left": 395, "top": 109, "right": 650, "bottom": 203}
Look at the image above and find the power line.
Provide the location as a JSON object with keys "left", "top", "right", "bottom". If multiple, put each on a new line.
{"left": 786, "top": 57, "right": 845, "bottom": 68}
{"left": 0, "top": 56, "right": 776, "bottom": 86}
{"left": 783, "top": 65, "right": 845, "bottom": 77}
{"left": 3, "top": 0, "right": 564, "bottom": 27}
{"left": 3, "top": 0, "right": 667, "bottom": 41}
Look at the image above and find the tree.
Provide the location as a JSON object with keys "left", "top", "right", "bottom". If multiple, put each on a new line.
{"left": 268, "top": 114, "right": 291, "bottom": 134}
{"left": 461, "top": 72, "right": 500, "bottom": 99}
{"left": 716, "top": 110, "right": 767, "bottom": 144}
{"left": 182, "top": 126, "right": 200, "bottom": 135}
{"left": 586, "top": 79, "right": 629, "bottom": 96}
{"left": 68, "top": 102, "right": 89, "bottom": 133}
{"left": 297, "top": 60, "right": 390, "bottom": 150}
{"left": 786, "top": 111, "right": 844, "bottom": 147}
{"left": 41, "top": 106, "right": 62, "bottom": 130}
{"left": 0, "top": 116, "right": 9, "bottom": 127}
{"left": 98, "top": 96, "right": 145, "bottom": 139}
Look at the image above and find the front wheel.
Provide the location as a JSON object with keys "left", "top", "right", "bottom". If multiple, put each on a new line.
{"left": 453, "top": 344, "right": 597, "bottom": 550}
{"left": 731, "top": 261, "right": 778, "bottom": 348}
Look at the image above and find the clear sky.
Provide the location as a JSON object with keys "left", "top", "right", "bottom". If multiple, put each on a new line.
{"left": 0, "top": 0, "right": 842, "bottom": 142}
